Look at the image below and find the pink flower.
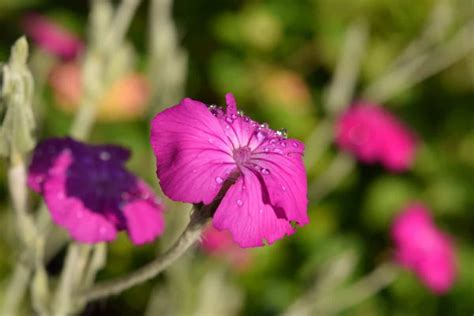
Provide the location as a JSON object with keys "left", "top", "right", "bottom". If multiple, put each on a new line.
{"left": 150, "top": 93, "right": 308, "bottom": 248}
{"left": 28, "top": 138, "right": 164, "bottom": 245}
{"left": 335, "top": 102, "right": 416, "bottom": 171}
{"left": 391, "top": 203, "right": 456, "bottom": 294}
{"left": 22, "top": 13, "right": 83, "bottom": 60}
{"left": 201, "top": 225, "right": 252, "bottom": 271}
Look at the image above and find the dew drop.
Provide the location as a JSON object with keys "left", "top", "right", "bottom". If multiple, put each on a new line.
{"left": 281, "top": 186, "right": 287, "bottom": 191}
{"left": 231, "top": 113, "right": 238, "bottom": 120}
{"left": 260, "top": 123, "right": 269, "bottom": 129}
{"left": 256, "top": 130, "right": 267, "bottom": 141}
{"left": 215, "top": 176, "right": 224, "bottom": 184}
{"left": 264, "top": 147, "right": 269, "bottom": 152}
{"left": 237, "top": 110, "right": 244, "bottom": 116}
{"left": 261, "top": 168, "right": 270, "bottom": 175}
{"left": 100, "top": 151, "right": 111, "bottom": 161}
{"left": 225, "top": 116, "right": 233, "bottom": 124}
{"left": 280, "top": 141, "right": 287, "bottom": 147}
{"left": 259, "top": 209, "right": 264, "bottom": 214}
{"left": 276, "top": 128, "right": 288, "bottom": 139}
{"left": 292, "top": 142, "right": 299, "bottom": 148}
{"left": 208, "top": 138, "right": 214, "bottom": 144}
{"left": 236, "top": 199, "right": 243, "bottom": 207}
{"left": 225, "top": 124, "right": 230, "bottom": 129}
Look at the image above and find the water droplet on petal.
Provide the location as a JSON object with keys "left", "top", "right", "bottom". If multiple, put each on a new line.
{"left": 100, "top": 151, "right": 111, "bottom": 161}
{"left": 280, "top": 141, "right": 287, "bottom": 147}
{"left": 273, "top": 148, "right": 284, "bottom": 154}
{"left": 242, "top": 185, "right": 246, "bottom": 190}
{"left": 264, "top": 147, "right": 269, "bottom": 152}
{"left": 292, "top": 142, "right": 299, "bottom": 148}
{"left": 276, "top": 128, "right": 288, "bottom": 139}
{"left": 259, "top": 209, "right": 264, "bottom": 214}
{"left": 237, "top": 110, "right": 244, "bottom": 116}
{"left": 231, "top": 113, "right": 238, "bottom": 120}
{"left": 261, "top": 168, "right": 270, "bottom": 175}
{"left": 208, "top": 138, "right": 214, "bottom": 143}
{"left": 237, "top": 199, "right": 243, "bottom": 207}
{"left": 215, "top": 176, "right": 224, "bottom": 184}
{"left": 225, "top": 124, "right": 230, "bottom": 129}
{"left": 260, "top": 123, "right": 269, "bottom": 129}
{"left": 256, "top": 130, "right": 267, "bottom": 141}
{"left": 244, "top": 116, "right": 250, "bottom": 122}
{"left": 281, "top": 186, "right": 287, "bottom": 191}
{"left": 225, "top": 116, "right": 233, "bottom": 124}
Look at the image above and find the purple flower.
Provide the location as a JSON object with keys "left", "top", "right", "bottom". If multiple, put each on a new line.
{"left": 150, "top": 93, "right": 308, "bottom": 248}
{"left": 28, "top": 138, "right": 164, "bottom": 245}
{"left": 22, "top": 13, "right": 83, "bottom": 60}
{"left": 335, "top": 102, "right": 416, "bottom": 172}
{"left": 391, "top": 203, "right": 456, "bottom": 294}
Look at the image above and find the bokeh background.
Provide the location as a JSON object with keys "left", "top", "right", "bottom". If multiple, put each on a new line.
{"left": 0, "top": 0, "right": 473, "bottom": 315}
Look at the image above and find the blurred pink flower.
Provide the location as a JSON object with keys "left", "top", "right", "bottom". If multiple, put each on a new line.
{"left": 22, "top": 13, "right": 83, "bottom": 60}
{"left": 335, "top": 102, "right": 416, "bottom": 171}
{"left": 28, "top": 138, "right": 164, "bottom": 245}
{"left": 48, "top": 62, "right": 150, "bottom": 122}
{"left": 201, "top": 225, "right": 252, "bottom": 271}
{"left": 391, "top": 203, "right": 456, "bottom": 294}
{"left": 150, "top": 93, "right": 308, "bottom": 248}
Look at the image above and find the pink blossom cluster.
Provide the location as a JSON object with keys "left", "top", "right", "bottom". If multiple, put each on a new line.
{"left": 336, "top": 102, "right": 416, "bottom": 172}
{"left": 391, "top": 203, "right": 456, "bottom": 294}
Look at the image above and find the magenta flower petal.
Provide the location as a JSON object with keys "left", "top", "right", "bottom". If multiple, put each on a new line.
{"left": 214, "top": 169, "right": 295, "bottom": 247}
{"left": 123, "top": 199, "right": 165, "bottom": 245}
{"left": 391, "top": 203, "right": 456, "bottom": 294}
{"left": 151, "top": 93, "right": 308, "bottom": 248}
{"left": 22, "top": 13, "right": 83, "bottom": 60}
{"left": 43, "top": 150, "right": 118, "bottom": 243}
{"left": 252, "top": 139, "right": 309, "bottom": 224}
{"left": 150, "top": 98, "right": 237, "bottom": 205}
{"left": 28, "top": 137, "right": 164, "bottom": 245}
{"left": 336, "top": 102, "right": 416, "bottom": 172}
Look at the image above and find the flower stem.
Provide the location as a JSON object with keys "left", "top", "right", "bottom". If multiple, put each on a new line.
{"left": 0, "top": 262, "right": 31, "bottom": 316}
{"left": 78, "top": 205, "right": 211, "bottom": 302}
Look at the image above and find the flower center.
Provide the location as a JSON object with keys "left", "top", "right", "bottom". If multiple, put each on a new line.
{"left": 233, "top": 146, "right": 252, "bottom": 166}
